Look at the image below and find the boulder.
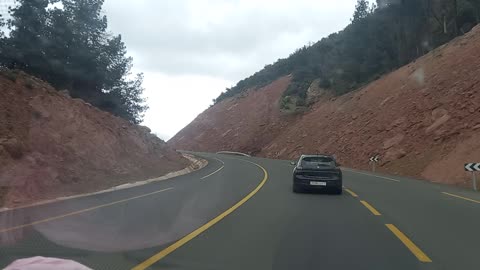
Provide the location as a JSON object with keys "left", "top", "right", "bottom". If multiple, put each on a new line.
{"left": 383, "top": 134, "right": 405, "bottom": 150}
{"left": 426, "top": 114, "right": 451, "bottom": 133}
{"left": 385, "top": 148, "right": 407, "bottom": 161}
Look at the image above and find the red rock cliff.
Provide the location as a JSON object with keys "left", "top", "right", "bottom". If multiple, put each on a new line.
{"left": 171, "top": 25, "right": 480, "bottom": 187}
{"left": 0, "top": 71, "right": 189, "bottom": 207}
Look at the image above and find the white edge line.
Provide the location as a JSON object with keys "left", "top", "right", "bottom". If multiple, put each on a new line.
{"left": 0, "top": 154, "right": 208, "bottom": 213}
{"left": 442, "top": 192, "right": 480, "bottom": 204}
{"left": 0, "top": 187, "right": 175, "bottom": 233}
{"left": 200, "top": 158, "right": 225, "bottom": 179}
{"left": 200, "top": 166, "right": 224, "bottom": 179}
{"left": 343, "top": 168, "right": 401, "bottom": 182}
{"left": 213, "top": 158, "right": 225, "bottom": 165}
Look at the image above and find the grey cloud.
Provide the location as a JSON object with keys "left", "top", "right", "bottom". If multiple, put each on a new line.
{"left": 104, "top": 0, "right": 356, "bottom": 81}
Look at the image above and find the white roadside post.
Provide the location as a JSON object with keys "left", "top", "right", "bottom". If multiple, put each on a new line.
{"left": 464, "top": 163, "right": 480, "bottom": 191}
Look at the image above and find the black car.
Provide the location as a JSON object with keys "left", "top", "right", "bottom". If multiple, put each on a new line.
{"left": 291, "top": 155, "right": 342, "bottom": 194}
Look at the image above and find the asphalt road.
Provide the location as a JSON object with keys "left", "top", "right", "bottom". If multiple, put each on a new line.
{"left": 1, "top": 152, "right": 479, "bottom": 270}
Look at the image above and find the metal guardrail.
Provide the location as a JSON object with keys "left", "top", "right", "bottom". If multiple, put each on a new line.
{"left": 216, "top": 151, "right": 251, "bottom": 157}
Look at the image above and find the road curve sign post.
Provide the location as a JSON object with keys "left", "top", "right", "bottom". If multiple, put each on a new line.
{"left": 369, "top": 155, "right": 380, "bottom": 172}
{"left": 464, "top": 163, "right": 480, "bottom": 191}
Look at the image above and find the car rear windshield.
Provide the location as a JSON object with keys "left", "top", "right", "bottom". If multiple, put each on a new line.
{"left": 301, "top": 156, "right": 335, "bottom": 168}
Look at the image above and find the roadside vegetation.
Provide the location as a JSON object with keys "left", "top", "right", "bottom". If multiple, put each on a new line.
{"left": 214, "top": 0, "right": 480, "bottom": 108}
{"left": 0, "top": 0, "right": 147, "bottom": 124}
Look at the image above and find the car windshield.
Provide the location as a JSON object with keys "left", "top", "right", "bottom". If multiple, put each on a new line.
{"left": 1, "top": 0, "right": 478, "bottom": 269}
{"left": 301, "top": 157, "right": 335, "bottom": 168}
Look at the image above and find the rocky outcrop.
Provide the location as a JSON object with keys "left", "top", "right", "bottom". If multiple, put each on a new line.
{"left": 0, "top": 71, "right": 189, "bottom": 207}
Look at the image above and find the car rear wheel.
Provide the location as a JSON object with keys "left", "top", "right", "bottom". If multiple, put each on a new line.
{"left": 332, "top": 188, "right": 343, "bottom": 195}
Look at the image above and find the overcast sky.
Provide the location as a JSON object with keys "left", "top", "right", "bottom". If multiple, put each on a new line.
{"left": 103, "top": 0, "right": 357, "bottom": 140}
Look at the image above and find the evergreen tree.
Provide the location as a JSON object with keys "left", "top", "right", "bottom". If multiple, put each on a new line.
{"left": 215, "top": 0, "right": 479, "bottom": 105}
{"left": 352, "top": 0, "right": 371, "bottom": 23}
{"left": 0, "top": 0, "right": 147, "bottom": 123}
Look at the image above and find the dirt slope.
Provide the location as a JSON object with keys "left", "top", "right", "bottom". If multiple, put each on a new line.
{"left": 171, "top": 25, "right": 480, "bottom": 187}
{"left": 0, "top": 71, "right": 189, "bottom": 207}
{"left": 170, "top": 76, "right": 299, "bottom": 155}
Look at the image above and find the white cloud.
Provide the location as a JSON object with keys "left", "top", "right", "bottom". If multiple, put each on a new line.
{"left": 103, "top": 0, "right": 357, "bottom": 140}
{"left": 139, "top": 71, "right": 232, "bottom": 141}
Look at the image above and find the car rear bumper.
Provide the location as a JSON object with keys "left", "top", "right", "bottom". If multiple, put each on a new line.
{"left": 293, "top": 179, "right": 342, "bottom": 190}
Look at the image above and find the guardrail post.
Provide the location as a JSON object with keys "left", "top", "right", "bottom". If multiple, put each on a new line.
{"left": 473, "top": 172, "right": 477, "bottom": 191}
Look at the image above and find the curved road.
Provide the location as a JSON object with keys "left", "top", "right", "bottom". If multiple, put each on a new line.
{"left": 1, "top": 153, "right": 480, "bottom": 269}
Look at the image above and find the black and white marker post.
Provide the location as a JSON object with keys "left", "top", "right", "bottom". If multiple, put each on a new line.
{"left": 369, "top": 155, "right": 380, "bottom": 172}
{"left": 464, "top": 163, "right": 480, "bottom": 191}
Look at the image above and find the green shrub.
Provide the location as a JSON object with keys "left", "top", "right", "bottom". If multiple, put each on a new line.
{"left": 4, "top": 70, "right": 18, "bottom": 82}
{"left": 319, "top": 78, "right": 331, "bottom": 89}
{"left": 24, "top": 79, "right": 34, "bottom": 89}
{"left": 296, "top": 98, "right": 306, "bottom": 107}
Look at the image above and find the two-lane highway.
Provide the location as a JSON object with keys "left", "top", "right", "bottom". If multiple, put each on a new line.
{"left": 1, "top": 153, "right": 479, "bottom": 270}
{"left": 0, "top": 154, "right": 263, "bottom": 269}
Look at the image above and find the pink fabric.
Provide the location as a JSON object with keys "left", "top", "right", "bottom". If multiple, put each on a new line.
{"left": 4, "top": 256, "right": 92, "bottom": 270}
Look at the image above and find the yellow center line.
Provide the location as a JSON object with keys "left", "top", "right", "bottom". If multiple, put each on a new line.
{"left": 385, "top": 224, "right": 432, "bottom": 263}
{"left": 0, "top": 187, "right": 174, "bottom": 234}
{"left": 442, "top": 192, "right": 480, "bottom": 204}
{"left": 344, "top": 188, "right": 358, "bottom": 197}
{"left": 360, "top": 200, "right": 381, "bottom": 216}
{"left": 132, "top": 159, "right": 269, "bottom": 270}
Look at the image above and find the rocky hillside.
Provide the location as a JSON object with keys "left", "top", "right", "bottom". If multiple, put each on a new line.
{"left": 170, "top": 76, "right": 299, "bottom": 155}
{"left": 171, "top": 25, "right": 480, "bottom": 187}
{"left": 0, "top": 71, "right": 189, "bottom": 207}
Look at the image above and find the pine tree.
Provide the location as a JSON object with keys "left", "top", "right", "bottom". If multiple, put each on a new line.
{"left": 0, "top": 0, "right": 147, "bottom": 123}
{"left": 352, "top": 0, "right": 371, "bottom": 23}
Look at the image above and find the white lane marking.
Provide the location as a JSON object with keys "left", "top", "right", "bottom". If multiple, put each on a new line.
{"left": 0, "top": 187, "right": 174, "bottom": 233}
{"left": 343, "top": 169, "right": 401, "bottom": 182}
{"left": 209, "top": 157, "right": 225, "bottom": 166}
{"left": 442, "top": 192, "right": 480, "bottom": 204}
{"left": 131, "top": 157, "right": 268, "bottom": 270}
{"left": 200, "top": 158, "right": 225, "bottom": 180}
